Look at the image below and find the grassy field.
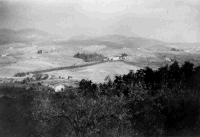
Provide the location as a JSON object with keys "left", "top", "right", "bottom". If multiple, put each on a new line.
{"left": 0, "top": 30, "right": 200, "bottom": 83}
{"left": 45, "top": 61, "right": 140, "bottom": 83}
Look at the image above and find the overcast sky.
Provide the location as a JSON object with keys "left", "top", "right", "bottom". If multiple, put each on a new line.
{"left": 0, "top": 0, "right": 200, "bottom": 42}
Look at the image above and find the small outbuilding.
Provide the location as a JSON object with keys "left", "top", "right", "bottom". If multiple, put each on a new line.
{"left": 103, "top": 58, "right": 108, "bottom": 61}
{"left": 165, "top": 57, "right": 171, "bottom": 62}
{"left": 1, "top": 54, "right": 7, "bottom": 57}
{"left": 68, "top": 76, "right": 73, "bottom": 79}
{"left": 109, "top": 57, "right": 120, "bottom": 61}
{"left": 54, "top": 84, "right": 65, "bottom": 92}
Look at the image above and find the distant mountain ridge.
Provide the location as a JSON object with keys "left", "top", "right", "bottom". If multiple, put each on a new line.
{"left": 0, "top": 28, "right": 166, "bottom": 48}
{"left": 17, "top": 28, "right": 51, "bottom": 37}
{"left": 1, "top": 28, "right": 197, "bottom": 49}
{"left": 0, "top": 28, "right": 57, "bottom": 45}
{"left": 96, "top": 34, "right": 164, "bottom": 46}
{"left": 56, "top": 34, "right": 165, "bottom": 49}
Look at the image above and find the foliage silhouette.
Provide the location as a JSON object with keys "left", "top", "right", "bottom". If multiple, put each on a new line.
{"left": 1, "top": 61, "right": 200, "bottom": 136}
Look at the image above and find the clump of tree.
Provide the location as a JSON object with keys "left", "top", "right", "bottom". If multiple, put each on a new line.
{"left": 37, "top": 50, "right": 43, "bottom": 54}
{"left": 98, "top": 61, "right": 200, "bottom": 136}
{"left": 171, "top": 48, "right": 184, "bottom": 52}
{"left": 121, "top": 53, "right": 128, "bottom": 57}
{"left": 31, "top": 61, "right": 200, "bottom": 136}
{"left": 14, "top": 72, "right": 29, "bottom": 77}
{"left": 74, "top": 52, "right": 106, "bottom": 62}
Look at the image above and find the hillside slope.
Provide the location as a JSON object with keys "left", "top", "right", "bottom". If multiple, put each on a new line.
{"left": 0, "top": 28, "right": 57, "bottom": 45}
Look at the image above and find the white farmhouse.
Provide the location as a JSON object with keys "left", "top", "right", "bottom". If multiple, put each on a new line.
{"left": 103, "top": 58, "right": 108, "bottom": 61}
{"left": 112, "top": 57, "right": 120, "bottom": 60}
{"left": 54, "top": 84, "right": 65, "bottom": 92}
{"left": 108, "top": 57, "right": 120, "bottom": 61}
{"left": 165, "top": 57, "right": 171, "bottom": 62}
{"left": 1, "top": 54, "right": 7, "bottom": 57}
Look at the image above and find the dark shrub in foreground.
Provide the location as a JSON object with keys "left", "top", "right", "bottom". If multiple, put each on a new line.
{"left": 1, "top": 61, "right": 200, "bottom": 137}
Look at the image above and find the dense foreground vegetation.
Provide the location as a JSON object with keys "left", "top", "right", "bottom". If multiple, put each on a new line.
{"left": 1, "top": 61, "right": 200, "bottom": 137}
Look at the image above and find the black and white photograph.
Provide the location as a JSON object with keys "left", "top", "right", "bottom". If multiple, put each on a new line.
{"left": 0, "top": 0, "right": 200, "bottom": 136}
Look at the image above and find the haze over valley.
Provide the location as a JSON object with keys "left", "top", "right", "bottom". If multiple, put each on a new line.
{"left": 1, "top": 0, "right": 199, "bottom": 83}
{"left": 1, "top": 1, "right": 200, "bottom": 137}
{"left": 0, "top": 28, "right": 200, "bottom": 83}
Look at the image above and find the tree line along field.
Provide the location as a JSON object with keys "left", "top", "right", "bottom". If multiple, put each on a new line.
{"left": 73, "top": 52, "right": 106, "bottom": 62}
{"left": 1, "top": 61, "right": 200, "bottom": 137}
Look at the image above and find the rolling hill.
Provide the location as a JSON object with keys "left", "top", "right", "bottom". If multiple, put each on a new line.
{"left": 0, "top": 28, "right": 57, "bottom": 46}
{"left": 0, "top": 28, "right": 200, "bottom": 82}
{"left": 54, "top": 34, "right": 165, "bottom": 50}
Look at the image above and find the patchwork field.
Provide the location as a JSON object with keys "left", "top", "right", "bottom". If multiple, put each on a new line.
{"left": 0, "top": 29, "right": 200, "bottom": 83}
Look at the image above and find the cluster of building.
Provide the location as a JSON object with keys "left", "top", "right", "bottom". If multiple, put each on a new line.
{"left": 37, "top": 47, "right": 57, "bottom": 54}
{"left": 1, "top": 72, "right": 75, "bottom": 92}
{"left": 104, "top": 53, "right": 128, "bottom": 61}
{"left": 1, "top": 54, "right": 7, "bottom": 57}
